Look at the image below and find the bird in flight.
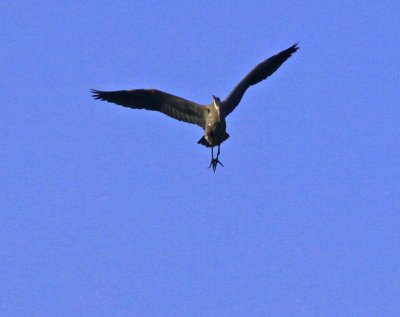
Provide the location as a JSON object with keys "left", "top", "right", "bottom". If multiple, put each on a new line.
{"left": 91, "top": 43, "right": 299, "bottom": 172}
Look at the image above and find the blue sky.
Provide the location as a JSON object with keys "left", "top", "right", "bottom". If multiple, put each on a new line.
{"left": 1, "top": 1, "right": 399, "bottom": 316}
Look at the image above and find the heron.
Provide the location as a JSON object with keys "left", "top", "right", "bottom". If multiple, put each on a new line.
{"left": 91, "top": 43, "right": 299, "bottom": 172}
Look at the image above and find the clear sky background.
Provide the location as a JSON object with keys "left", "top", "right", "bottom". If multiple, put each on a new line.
{"left": 1, "top": 1, "right": 399, "bottom": 316}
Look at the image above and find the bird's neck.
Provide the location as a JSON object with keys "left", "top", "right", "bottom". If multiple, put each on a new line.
{"left": 211, "top": 103, "right": 221, "bottom": 121}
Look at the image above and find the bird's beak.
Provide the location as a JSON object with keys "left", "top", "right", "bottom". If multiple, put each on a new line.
{"left": 212, "top": 95, "right": 220, "bottom": 107}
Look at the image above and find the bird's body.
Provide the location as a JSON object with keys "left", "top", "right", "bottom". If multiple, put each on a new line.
{"left": 92, "top": 43, "right": 299, "bottom": 171}
{"left": 198, "top": 96, "right": 229, "bottom": 148}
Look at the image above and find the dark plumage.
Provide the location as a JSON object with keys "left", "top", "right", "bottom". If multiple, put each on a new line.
{"left": 91, "top": 43, "right": 299, "bottom": 171}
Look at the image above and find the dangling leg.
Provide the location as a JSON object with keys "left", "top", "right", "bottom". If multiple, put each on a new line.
{"left": 216, "top": 145, "right": 224, "bottom": 166}
{"left": 214, "top": 145, "right": 224, "bottom": 171}
{"left": 208, "top": 147, "right": 215, "bottom": 169}
{"left": 208, "top": 145, "right": 224, "bottom": 172}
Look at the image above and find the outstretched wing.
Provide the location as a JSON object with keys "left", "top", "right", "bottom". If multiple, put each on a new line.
{"left": 221, "top": 43, "right": 299, "bottom": 117}
{"left": 91, "top": 89, "right": 208, "bottom": 128}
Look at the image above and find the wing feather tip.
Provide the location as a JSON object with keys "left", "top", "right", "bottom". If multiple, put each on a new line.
{"left": 90, "top": 89, "right": 104, "bottom": 100}
{"left": 290, "top": 42, "right": 300, "bottom": 54}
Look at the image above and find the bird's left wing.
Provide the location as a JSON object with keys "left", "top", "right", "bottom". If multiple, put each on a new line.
{"left": 91, "top": 89, "right": 207, "bottom": 128}
{"left": 221, "top": 43, "right": 299, "bottom": 117}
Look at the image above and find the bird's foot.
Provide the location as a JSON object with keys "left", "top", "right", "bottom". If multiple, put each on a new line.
{"left": 208, "top": 158, "right": 224, "bottom": 172}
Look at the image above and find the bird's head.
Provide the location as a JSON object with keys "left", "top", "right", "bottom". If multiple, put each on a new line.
{"left": 212, "top": 95, "right": 221, "bottom": 108}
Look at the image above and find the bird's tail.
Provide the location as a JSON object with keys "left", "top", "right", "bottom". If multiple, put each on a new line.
{"left": 197, "top": 132, "right": 230, "bottom": 147}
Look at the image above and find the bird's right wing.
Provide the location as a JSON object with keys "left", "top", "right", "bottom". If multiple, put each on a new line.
{"left": 91, "top": 89, "right": 208, "bottom": 128}
{"left": 221, "top": 43, "right": 299, "bottom": 117}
